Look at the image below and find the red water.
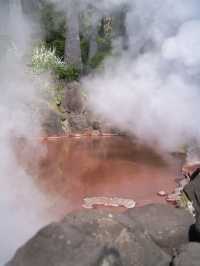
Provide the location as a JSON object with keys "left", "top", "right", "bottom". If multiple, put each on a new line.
{"left": 16, "top": 136, "right": 184, "bottom": 215}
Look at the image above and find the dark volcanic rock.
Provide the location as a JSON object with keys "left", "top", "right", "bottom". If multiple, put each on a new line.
{"left": 61, "top": 82, "right": 122, "bottom": 134}
{"left": 42, "top": 109, "right": 64, "bottom": 135}
{"left": 7, "top": 210, "right": 170, "bottom": 266}
{"left": 62, "top": 81, "right": 84, "bottom": 113}
{"left": 126, "top": 204, "right": 194, "bottom": 255}
{"left": 68, "top": 113, "right": 90, "bottom": 132}
{"left": 172, "top": 242, "right": 200, "bottom": 266}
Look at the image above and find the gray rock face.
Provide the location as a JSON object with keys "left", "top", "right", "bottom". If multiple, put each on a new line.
{"left": 172, "top": 243, "right": 200, "bottom": 266}
{"left": 68, "top": 113, "right": 90, "bottom": 132}
{"left": 7, "top": 210, "right": 170, "bottom": 266}
{"left": 62, "top": 82, "right": 119, "bottom": 133}
{"left": 42, "top": 110, "right": 64, "bottom": 134}
{"left": 63, "top": 82, "right": 84, "bottom": 114}
{"left": 126, "top": 204, "right": 194, "bottom": 255}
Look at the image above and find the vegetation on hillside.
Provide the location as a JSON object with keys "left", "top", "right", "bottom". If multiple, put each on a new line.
{"left": 34, "top": 1, "right": 127, "bottom": 81}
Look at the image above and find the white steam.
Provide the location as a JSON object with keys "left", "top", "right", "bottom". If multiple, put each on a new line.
{"left": 163, "top": 20, "right": 200, "bottom": 67}
{"left": 0, "top": 2, "right": 53, "bottom": 264}
{"left": 83, "top": 0, "right": 200, "bottom": 159}
{"left": 1, "top": 0, "right": 200, "bottom": 262}
{"left": 51, "top": 0, "right": 128, "bottom": 11}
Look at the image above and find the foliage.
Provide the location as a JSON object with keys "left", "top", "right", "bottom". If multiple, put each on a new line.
{"left": 85, "top": 17, "right": 113, "bottom": 69}
{"left": 80, "top": 36, "right": 90, "bottom": 65}
{"left": 39, "top": 3, "right": 116, "bottom": 71}
{"left": 32, "top": 45, "right": 80, "bottom": 81}
{"left": 96, "top": 36, "right": 112, "bottom": 53}
{"left": 48, "top": 39, "right": 65, "bottom": 59}
{"left": 88, "top": 51, "right": 110, "bottom": 69}
{"left": 40, "top": 2, "right": 65, "bottom": 58}
{"left": 32, "top": 45, "right": 63, "bottom": 73}
{"left": 54, "top": 64, "right": 81, "bottom": 81}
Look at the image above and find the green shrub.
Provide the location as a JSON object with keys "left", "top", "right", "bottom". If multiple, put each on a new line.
{"left": 40, "top": 2, "right": 66, "bottom": 59}
{"left": 32, "top": 45, "right": 80, "bottom": 81}
{"left": 40, "top": 2, "right": 65, "bottom": 42}
{"left": 80, "top": 36, "right": 90, "bottom": 65}
{"left": 53, "top": 64, "right": 68, "bottom": 79}
{"left": 54, "top": 64, "right": 80, "bottom": 81}
{"left": 89, "top": 51, "right": 109, "bottom": 69}
{"left": 32, "top": 45, "right": 64, "bottom": 73}
{"left": 86, "top": 35, "right": 111, "bottom": 69}
{"left": 49, "top": 39, "right": 65, "bottom": 59}
{"left": 96, "top": 36, "right": 112, "bottom": 52}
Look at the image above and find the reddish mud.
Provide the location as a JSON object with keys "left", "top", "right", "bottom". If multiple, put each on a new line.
{"left": 16, "top": 136, "right": 184, "bottom": 216}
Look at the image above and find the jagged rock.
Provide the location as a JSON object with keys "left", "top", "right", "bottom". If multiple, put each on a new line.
{"left": 42, "top": 110, "right": 64, "bottom": 135}
{"left": 126, "top": 204, "right": 194, "bottom": 255}
{"left": 172, "top": 242, "right": 200, "bottom": 266}
{"left": 61, "top": 119, "right": 71, "bottom": 133}
{"left": 92, "top": 120, "right": 101, "bottom": 130}
{"left": 62, "top": 82, "right": 84, "bottom": 114}
{"left": 59, "top": 81, "right": 124, "bottom": 134}
{"left": 7, "top": 210, "right": 170, "bottom": 266}
{"left": 68, "top": 113, "right": 90, "bottom": 133}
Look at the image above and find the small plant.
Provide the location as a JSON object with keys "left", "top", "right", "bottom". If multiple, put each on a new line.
{"left": 80, "top": 36, "right": 90, "bottom": 65}
{"left": 40, "top": 1, "right": 66, "bottom": 58}
{"left": 32, "top": 45, "right": 81, "bottom": 81}
{"left": 96, "top": 36, "right": 112, "bottom": 52}
{"left": 89, "top": 51, "right": 109, "bottom": 69}
{"left": 65, "top": 65, "right": 81, "bottom": 81}
{"left": 32, "top": 45, "right": 64, "bottom": 73}
{"left": 54, "top": 64, "right": 81, "bottom": 81}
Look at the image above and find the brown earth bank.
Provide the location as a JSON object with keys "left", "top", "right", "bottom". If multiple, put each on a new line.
{"left": 6, "top": 204, "right": 196, "bottom": 266}
{"left": 14, "top": 136, "right": 184, "bottom": 217}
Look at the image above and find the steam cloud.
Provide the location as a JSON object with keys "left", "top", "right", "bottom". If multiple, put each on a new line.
{"left": 83, "top": 0, "right": 200, "bottom": 161}
{"left": 0, "top": 2, "right": 53, "bottom": 264}
{"left": 1, "top": 0, "right": 200, "bottom": 263}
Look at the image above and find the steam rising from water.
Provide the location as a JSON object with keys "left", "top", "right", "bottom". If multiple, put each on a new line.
{"left": 83, "top": 0, "right": 200, "bottom": 160}
{"left": 1, "top": 0, "right": 200, "bottom": 263}
{"left": 52, "top": 0, "right": 200, "bottom": 159}
{"left": 0, "top": 2, "right": 52, "bottom": 264}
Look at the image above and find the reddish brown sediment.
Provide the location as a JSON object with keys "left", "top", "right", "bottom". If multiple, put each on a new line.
{"left": 15, "top": 136, "right": 184, "bottom": 217}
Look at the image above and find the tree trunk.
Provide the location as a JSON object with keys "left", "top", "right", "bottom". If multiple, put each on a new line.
{"left": 21, "top": 0, "right": 40, "bottom": 14}
{"left": 8, "top": 0, "right": 25, "bottom": 48}
{"left": 0, "top": 0, "right": 10, "bottom": 58}
{"left": 64, "top": 0, "right": 82, "bottom": 69}
{"left": 89, "top": 25, "right": 98, "bottom": 60}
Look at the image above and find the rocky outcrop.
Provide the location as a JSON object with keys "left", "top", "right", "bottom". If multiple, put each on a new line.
{"left": 61, "top": 81, "right": 121, "bottom": 134}
{"left": 40, "top": 81, "right": 122, "bottom": 135}
{"left": 172, "top": 243, "right": 200, "bottom": 266}
{"left": 58, "top": 81, "right": 93, "bottom": 133}
{"left": 126, "top": 204, "right": 194, "bottom": 255}
{"left": 67, "top": 113, "right": 90, "bottom": 133}
{"left": 42, "top": 109, "right": 64, "bottom": 135}
{"left": 7, "top": 209, "right": 170, "bottom": 266}
{"left": 62, "top": 81, "right": 84, "bottom": 114}
{"left": 7, "top": 204, "right": 197, "bottom": 266}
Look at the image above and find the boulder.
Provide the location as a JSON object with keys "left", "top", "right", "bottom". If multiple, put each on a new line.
{"left": 126, "top": 204, "right": 194, "bottom": 255}
{"left": 7, "top": 210, "right": 170, "bottom": 266}
{"left": 172, "top": 242, "right": 200, "bottom": 266}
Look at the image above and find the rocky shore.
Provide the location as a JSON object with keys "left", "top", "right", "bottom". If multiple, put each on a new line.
{"left": 6, "top": 203, "right": 200, "bottom": 266}
{"left": 42, "top": 81, "right": 120, "bottom": 136}
{"left": 11, "top": 82, "right": 200, "bottom": 266}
